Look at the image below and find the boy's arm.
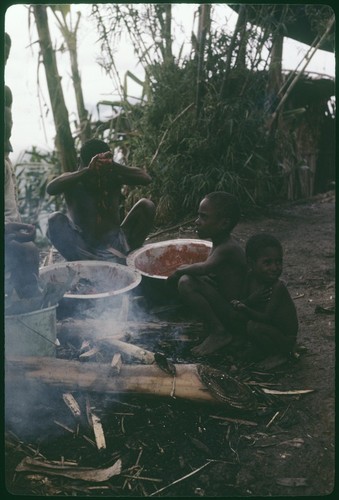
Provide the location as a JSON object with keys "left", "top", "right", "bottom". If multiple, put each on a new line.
{"left": 168, "top": 245, "right": 231, "bottom": 281}
{"left": 235, "top": 281, "right": 284, "bottom": 323}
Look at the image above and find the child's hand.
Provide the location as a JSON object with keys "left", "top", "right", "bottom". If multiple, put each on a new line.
{"left": 246, "top": 287, "right": 272, "bottom": 306}
{"left": 5, "top": 222, "right": 36, "bottom": 243}
{"left": 231, "top": 300, "right": 246, "bottom": 310}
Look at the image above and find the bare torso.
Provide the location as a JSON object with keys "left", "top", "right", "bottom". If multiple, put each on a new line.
{"left": 65, "top": 175, "right": 122, "bottom": 246}
{"left": 207, "top": 238, "right": 247, "bottom": 300}
{"left": 247, "top": 278, "right": 298, "bottom": 337}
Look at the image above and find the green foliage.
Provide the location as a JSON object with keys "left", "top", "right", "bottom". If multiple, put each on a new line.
{"left": 126, "top": 62, "right": 284, "bottom": 224}
{"left": 89, "top": 4, "right": 332, "bottom": 226}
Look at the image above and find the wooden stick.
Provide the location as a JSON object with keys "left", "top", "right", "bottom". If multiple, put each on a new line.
{"left": 16, "top": 455, "right": 121, "bottom": 482}
{"left": 62, "top": 393, "right": 81, "bottom": 418}
{"left": 149, "top": 461, "right": 211, "bottom": 496}
{"left": 90, "top": 412, "right": 106, "bottom": 450}
{"left": 262, "top": 388, "right": 314, "bottom": 395}
{"left": 147, "top": 218, "right": 196, "bottom": 240}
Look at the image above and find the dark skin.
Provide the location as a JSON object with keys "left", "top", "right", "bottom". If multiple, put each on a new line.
{"left": 168, "top": 197, "right": 246, "bottom": 356}
{"left": 5, "top": 222, "right": 36, "bottom": 244}
{"left": 47, "top": 151, "right": 153, "bottom": 249}
{"left": 5, "top": 222, "right": 39, "bottom": 298}
{"left": 232, "top": 246, "right": 298, "bottom": 356}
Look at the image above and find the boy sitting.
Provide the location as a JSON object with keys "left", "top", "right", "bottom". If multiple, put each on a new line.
{"left": 168, "top": 191, "right": 247, "bottom": 356}
{"left": 232, "top": 233, "right": 298, "bottom": 359}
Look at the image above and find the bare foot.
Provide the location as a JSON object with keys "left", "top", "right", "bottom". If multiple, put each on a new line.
{"left": 191, "top": 332, "right": 232, "bottom": 356}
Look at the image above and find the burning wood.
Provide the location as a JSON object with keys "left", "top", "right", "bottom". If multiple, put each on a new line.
{"left": 79, "top": 347, "right": 101, "bottom": 361}
{"left": 99, "top": 338, "right": 155, "bottom": 364}
{"left": 62, "top": 393, "right": 81, "bottom": 419}
{"left": 154, "top": 352, "right": 176, "bottom": 376}
{"left": 79, "top": 340, "right": 91, "bottom": 353}
{"left": 110, "top": 353, "right": 123, "bottom": 375}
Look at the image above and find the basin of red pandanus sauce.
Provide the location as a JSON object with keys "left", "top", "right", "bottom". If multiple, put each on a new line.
{"left": 126, "top": 239, "right": 212, "bottom": 280}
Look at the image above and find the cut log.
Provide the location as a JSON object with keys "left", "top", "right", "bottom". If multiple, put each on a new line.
{"left": 6, "top": 356, "right": 220, "bottom": 404}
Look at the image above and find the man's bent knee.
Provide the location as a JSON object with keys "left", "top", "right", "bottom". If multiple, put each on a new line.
{"left": 178, "top": 274, "right": 197, "bottom": 295}
{"left": 138, "top": 198, "right": 156, "bottom": 217}
{"left": 47, "top": 211, "right": 67, "bottom": 237}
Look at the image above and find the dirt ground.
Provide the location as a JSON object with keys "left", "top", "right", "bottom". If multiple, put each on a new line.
{"left": 4, "top": 191, "right": 335, "bottom": 497}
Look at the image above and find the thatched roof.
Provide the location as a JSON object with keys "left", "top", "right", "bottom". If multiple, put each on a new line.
{"left": 229, "top": 4, "right": 335, "bottom": 53}
{"left": 291, "top": 74, "right": 335, "bottom": 106}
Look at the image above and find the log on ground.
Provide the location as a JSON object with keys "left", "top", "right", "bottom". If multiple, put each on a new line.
{"left": 5, "top": 356, "right": 220, "bottom": 405}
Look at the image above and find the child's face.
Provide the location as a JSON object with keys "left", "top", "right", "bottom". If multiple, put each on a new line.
{"left": 195, "top": 198, "right": 226, "bottom": 239}
{"left": 251, "top": 246, "right": 283, "bottom": 285}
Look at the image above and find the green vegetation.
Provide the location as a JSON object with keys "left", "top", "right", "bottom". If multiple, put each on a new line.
{"left": 17, "top": 4, "right": 334, "bottom": 230}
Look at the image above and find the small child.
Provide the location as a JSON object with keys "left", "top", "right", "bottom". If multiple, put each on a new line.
{"left": 167, "top": 191, "right": 247, "bottom": 356}
{"left": 232, "top": 233, "right": 298, "bottom": 359}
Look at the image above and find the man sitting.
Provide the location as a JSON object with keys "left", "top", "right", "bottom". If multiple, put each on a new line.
{"left": 46, "top": 139, "right": 155, "bottom": 262}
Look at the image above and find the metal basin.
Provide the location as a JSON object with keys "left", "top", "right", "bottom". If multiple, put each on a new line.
{"left": 127, "top": 239, "right": 212, "bottom": 280}
{"left": 39, "top": 260, "right": 142, "bottom": 300}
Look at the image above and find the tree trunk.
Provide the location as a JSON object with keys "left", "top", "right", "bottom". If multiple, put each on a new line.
{"left": 51, "top": 7, "right": 91, "bottom": 144}
{"left": 66, "top": 27, "right": 91, "bottom": 144}
{"left": 195, "top": 3, "right": 211, "bottom": 118}
{"left": 219, "top": 4, "right": 246, "bottom": 98}
{"left": 33, "top": 4, "right": 77, "bottom": 172}
{"left": 154, "top": 4, "right": 173, "bottom": 63}
{"left": 163, "top": 4, "right": 173, "bottom": 62}
{"left": 267, "top": 31, "right": 284, "bottom": 105}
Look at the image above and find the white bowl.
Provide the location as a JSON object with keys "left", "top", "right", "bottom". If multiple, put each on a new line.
{"left": 127, "top": 239, "right": 212, "bottom": 280}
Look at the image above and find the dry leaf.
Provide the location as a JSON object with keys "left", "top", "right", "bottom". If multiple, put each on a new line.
{"left": 16, "top": 456, "right": 122, "bottom": 482}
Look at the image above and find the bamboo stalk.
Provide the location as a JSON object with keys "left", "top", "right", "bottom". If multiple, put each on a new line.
{"left": 6, "top": 356, "right": 219, "bottom": 404}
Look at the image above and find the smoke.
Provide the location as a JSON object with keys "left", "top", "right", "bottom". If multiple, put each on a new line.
{"left": 4, "top": 248, "right": 204, "bottom": 441}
